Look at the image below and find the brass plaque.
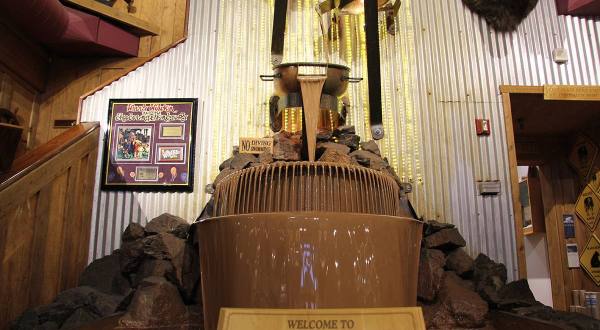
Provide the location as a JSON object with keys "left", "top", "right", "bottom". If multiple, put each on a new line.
{"left": 576, "top": 185, "right": 600, "bottom": 231}
{"left": 568, "top": 135, "right": 598, "bottom": 179}
{"left": 240, "top": 137, "right": 274, "bottom": 154}
{"left": 218, "top": 308, "right": 426, "bottom": 330}
{"left": 544, "top": 85, "right": 600, "bottom": 101}
{"left": 580, "top": 234, "right": 600, "bottom": 286}
{"left": 161, "top": 125, "right": 184, "bottom": 138}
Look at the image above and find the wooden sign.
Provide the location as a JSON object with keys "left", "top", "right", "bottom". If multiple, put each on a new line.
{"left": 580, "top": 234, "right": 600, "bottom": 286}
{"left": 568, "top": 135, "right": 598, "bottom": 179}
{"left": 544, "top": 85, "right": 600, "bottom": 101}
{"left": 218, "top": 308, "right": 426, "bottom": 330}
{"left": 239, "top": 137, "right": 274, "bottom": 154}
{"left": 576, "top": 185, "right": 600, "bottom": 231}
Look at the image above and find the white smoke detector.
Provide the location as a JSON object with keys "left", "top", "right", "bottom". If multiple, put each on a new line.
{"left": 552, "top": 48, "right": 569, "bottom": 64}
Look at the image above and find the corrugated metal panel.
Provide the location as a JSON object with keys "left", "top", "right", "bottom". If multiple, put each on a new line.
{"left": 407, "top": 0, "right": 599, "bottom": 279}
{"left": 80, "top": 0, "right": 599, "bottom": 281}
{"left": 80, "top": 0, "right": 219, "bottom": 260}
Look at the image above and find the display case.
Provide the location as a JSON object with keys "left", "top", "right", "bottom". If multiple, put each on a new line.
{"left": 520, "top": 166, "right": 546, "bottom": 235}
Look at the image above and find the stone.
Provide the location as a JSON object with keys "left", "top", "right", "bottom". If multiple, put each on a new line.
{"left": 213, "top": 168, "right": 235, "bottom": 188}
{"left": 417, "top": 248, "right": 446, "bottom": 302}
{"left": 446, "top": 248, "right": 474, "bottom": 277}
{"left": 60, "top": 308, "right": 98, "bottom": 330}
{"left": 333, "top": 125, "right": 356, "bottom": 137}
{"left": 423, "top": 220, "right": 455, "bottom": 236}
{"left": 119, "top": 239, "right": 145, "bottom": 274}
{"left": 424, "top": 228, "right": 466, "bottom": 251}
{"left": 349, "top": 150, "right": 388, "bottom": 170}
{"left": 142, "top": 233, "right": 186, "bottom": 261}
{"left": 443, "top": 271, "right": 475, "bottom": 291}
{"left": 512, "top": 305, "right": 600, "bottom": 330}
{"left": 54, "top": 286, "right": 121, "bottom": 318}
{"left": 336, "top": 134, "right": 360, "bottom": 150}
{"left": 462, "top": 0, "right": 538, "bottom": 32}
{"left": 438, "top": 273, "right": 488, "bottom": 328}
{"left": 119, "top": 277, "right": 190, "bottom": 328}
{"left": 122, "top": 223, "right": 145, "bottom": 242}
{"left": 145, "top": 213, "right": 188, "bottom": 235}
{"left": 360, "top": 140, "right": 381, "bottom": 156}
{"left": 473, "top": 253, "right": 508, "bottom": 306}
{"left": 133, "top": 259, "right": 175, "bottom": 287}
{"left": 197, "top": 197, "right": 214, "bottom": 221}
{"left": 273, "top": 132, "right": 302, "bottom": 161}
{"left": 497, "top": 279, "right": 538, "bottom": 310}
{"left": 169, "top": 223, "right": 190, "bottom": 239}
{"left": 318, "top": 149, "right": 357, "bottom": 165}
{"left": 219, "top": 157, "right": 233, "bottom": 171}
{"left": 230, "top": 153, "right": 257, "bottom": 170}
{"left": 10, "top": 310, "right": 40, "bottom": 330}
{"left": 317, "top": 131, "right": 333, "bottom": 141}
{"left": 178, "top": 243, "right": 201, "bottom": 304}
{"left": 79, "top": 253, "right": 130, "bottom": 296}
{"left": 258, "top": 152, "right": 274, "bottom": 164}
{"left": 317, "top": 142, "right": 350, "bottom": 155}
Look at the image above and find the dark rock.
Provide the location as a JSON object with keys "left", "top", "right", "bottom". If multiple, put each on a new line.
{"left": 119, "top": 277, "right": 189, "bottom": 328}
{"left": 197, "top": 197, "right": 214, "bottom": 221}
{"left": 317, "top": 142, "right": 350, "bottom": 155}
{"left": 258, "top": 152, "right": 274, "bottom": 164}
{"left": 462, "top": 0, "right": 538, "bottom": 32}
{"left": 10, "top": 309, "right": 39, "bottom": 330}
{"left": 473, "top": 253, "right": 508, "bottom": 306}
{"left": 79, "top": 253, "right": 130, "bottom": 296}
{"left": 333, "top": 125, "right": 356, "bottom": 137}
{"left": 119, "top": 239, "right": 145, "bottom": 274}
{"left": 169, "top": 223, "right": 190, "bottom": 239}
{"left": 497, "top": 279, "right": 538, "bottom": 310}
{"left": 446, "top": 248, "right": 474, "bottom": 277}
{"left": 60, "top": 308, "right": 98, "bottom": 330}
{"left": 273, "top": 132, "right": 302, "bottom": 161}
{"left": 512, "top": 305, "right": 600, "bottom": 330}
{"left": 54, "top": 286, "right": 121, "bottom": 318}
{"left": 213, "top": 168, "right": 235, "bottom": 188}
{"left": 349, "top": 150, "right": 388, "bottom": 170}
{"left": 423, "top": 220, "right": 455, "bottom": 236}
{"left": 178, "top": 243, "right": 201, "bottom": 303}
{"left": 134, "top": 259, "right": 174, "bottom": 287}
{"left": 317, "top": 131, "right": 333, "bottom": 141}
{"left": 360, "top": 140, "right": 381, "bottom": 156}
{"left": 145, "top": 213, "right": 188, "bottom": 235}
{"left": 421, "top": 273, "right": 489, "bottom": 329}
{"left": 418, "top": 248, "right": 446, "bottom": 302}
{"left": 230, "top": 153, "right": 257, "bottom": 170}
{"left": 142, "top": 233, "right": 186, "bottom": 261}
{"left": 219, "top": 157, "right": 233, "bottom": 171}
{"left": 115, "top": 290, "right": 136, "bottom": 312}
{"left": 444, "top": 271, "right": 475, "bottom": 291}
{"left": 424, "top": 228, "right": 466, "bottom": 250}
{"left": 336, "top": 134, "right": 360, "bottom": 150}
{"left": 122, "top": 223, "right": 145, "bottom": 242}
{"left": 319, "top": 149, "right": 357, "bottom": 165}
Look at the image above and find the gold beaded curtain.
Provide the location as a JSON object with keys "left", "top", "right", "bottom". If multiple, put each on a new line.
{"left": 211, "top": 0, "right": 421, "bottom": 186}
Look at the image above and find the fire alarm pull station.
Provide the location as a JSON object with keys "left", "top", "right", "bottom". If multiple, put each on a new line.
{"left": 476, "top": 119, "right": 490, "bottom": 136}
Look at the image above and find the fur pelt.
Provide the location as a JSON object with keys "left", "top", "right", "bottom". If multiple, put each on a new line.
{"left": 462, "top": 0, "right": 539, "bottom": 32}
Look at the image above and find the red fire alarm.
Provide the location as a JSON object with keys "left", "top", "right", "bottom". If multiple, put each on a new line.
{"left": 476, "top": 119, "right": 491, "bottom": 136}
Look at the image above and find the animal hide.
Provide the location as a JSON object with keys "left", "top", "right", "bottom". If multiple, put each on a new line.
{"left": 462, "top": 0, "right": 539, "bottom": 32}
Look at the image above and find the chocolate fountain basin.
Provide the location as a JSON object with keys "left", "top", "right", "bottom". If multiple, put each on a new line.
{"left": 196, "top": 212, "right": 423, "bottom": 330}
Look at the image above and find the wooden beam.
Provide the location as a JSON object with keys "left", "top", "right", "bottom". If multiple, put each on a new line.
{"left": 62, "top": 0, "right": 160, "bottom": 36}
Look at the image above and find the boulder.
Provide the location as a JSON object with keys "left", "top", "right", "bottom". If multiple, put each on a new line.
{"left": 230, "top": 153, "right": 257, "bottom": 170}
{"left": 145, "top": 213, "right": 188, "bottom": 235}
{"left": 446, "top": 248, "right": 474, "bottom": 277}
{"left": 336, "top": 134, "right": 360, "bottom": 150}
{"left": 119, "top": 239, "right": 145, "bottom": 274}
{"left": 360, "top": 140, "right": 381, "bottom": 156}
{"left": 119, "top": 277, "right": 189, "bottom": 328}
{"left": 169, "top": 223, "right": 190, "bottom": 239}
{"left": 317, "top": 142, "right": 350, "bottom": 155}
{"left": 319, "top": 149, "right": 357, "bottom": 165}
{"left": 218, "top": 157, "right": 233, "bottom": 171}
{"left": 273, "top": 132, "right": 302, "bottom": 161}
{"left": 497, "top": 279, "right": 538, "bottom": 310}
{"left": 258, "top": 152, "right": 274, "bottom": 164}
{"left": 423, "top": 220, "right": 455, "bottom": 236}
{"left": 142, "top": 233, "right": 186, "bottom": 261}
{"left": 333, "top": 125, "right": 356, "bottom": 137}
{"left": 122, "top": 223, "right": 145, "bottom": 242}
{"left": 317, "top": 131, "right": 333, "bottom": 141}
{"left": 473, "top": 253, "right": 508, "bottom": 306}
{"left": 79, "top": 253, "right": 130, "bottom": 296}
{"left": 424, "top": 228, "right": 466, "bottom": 251}
{"left": 60, "top": 308, "right": 97, "bottom": 330}
{"left": 349, "top": 150, "right": 388, "bottom": 170}
{"left": 418, "top": 248, "right": 446, "bottom": 302}
{"left": 133, "top": 259, "right": 175, "bottom": 288}
{"left": 438, "top": 274, "right": 489, "bottom": 328}
{"left": 443, "top": 271, "right": 475, "bottom": 291}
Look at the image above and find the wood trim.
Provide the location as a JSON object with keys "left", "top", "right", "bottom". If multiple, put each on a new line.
{"left": 76, "top": 0, "right": 191, "bottom": 123}
{"left": 62, "top": 0, "right": 160, "bottom": 36}
{"left": 0, "top": 122, "right": 100, "bottom": 190}
{"left": 499, "top": 85, "right": 544, "bottom": 94}
{"left": 502, "top": 90, "right": 528, "bottom": 279}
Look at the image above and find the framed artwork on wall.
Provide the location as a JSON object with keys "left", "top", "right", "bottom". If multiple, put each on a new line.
{"left": 101, "top": 98, "right": 198, "bottom": 192}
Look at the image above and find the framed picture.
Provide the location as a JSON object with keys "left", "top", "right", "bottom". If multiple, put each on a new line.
{"left": 101, "top": 98, "right": 198, "bottom": 192}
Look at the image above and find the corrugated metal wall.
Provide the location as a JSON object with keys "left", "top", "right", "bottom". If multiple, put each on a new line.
{"left": 80, "top": 0, "right": 599, "bottom": 280}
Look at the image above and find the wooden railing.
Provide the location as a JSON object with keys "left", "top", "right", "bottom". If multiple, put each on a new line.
{"left": 0, "top": 122, "right": 100, "bottom": 328}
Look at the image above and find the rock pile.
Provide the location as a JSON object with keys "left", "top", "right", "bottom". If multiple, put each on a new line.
{"left": 11, "top": 213, "right": 202, "bottom": 330}
{"left": 418, "top": 220, "right": 600, "bottom": 330}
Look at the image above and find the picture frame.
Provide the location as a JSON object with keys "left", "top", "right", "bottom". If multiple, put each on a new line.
{"left": 101, "top": 98, "right": 198, "bottom": 192}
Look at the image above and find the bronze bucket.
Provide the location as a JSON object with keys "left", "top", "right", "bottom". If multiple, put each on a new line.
{"left": 196, "top": 212, "right": 423, "bottom": 330}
